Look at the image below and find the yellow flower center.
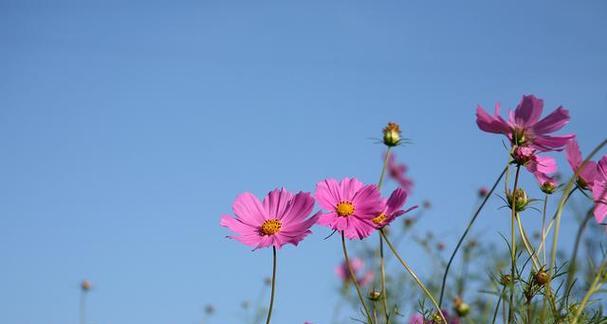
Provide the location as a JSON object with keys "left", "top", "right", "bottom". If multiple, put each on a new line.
{"left": 336, "top": 201, "right": 355, "bottom": 217}
{"left": 372, "top": 213, "right": 387, "bottom": 225}
{"left": 260, "top": 219, "right": 282, "bottom": 235}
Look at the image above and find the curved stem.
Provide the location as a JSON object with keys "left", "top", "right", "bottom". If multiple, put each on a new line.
{"left": 341, "top": 232, "right": 374, "bottom": 324}
{"left": 550, "top": 139, "right": 607, "bottom": 274}
{"left": 515, "top": 212, "right": 541, "bottom": 270}
{"left": 438, "top": 164, "right": 508, "bottom": 307}
{"left": 265, "top": 247, "right": 277, "bottom": 324}
{"left": 380, "top": 230, "right": 447, "bottom": 323}
{"left": 508, "top": 164, "right": 521, "bottom": 324}
{"left": 570, "top": 260, "right": 607, "bottom": 324}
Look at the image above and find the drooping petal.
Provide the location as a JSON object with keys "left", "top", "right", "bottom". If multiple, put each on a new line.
{"left": 532, "top": 106, "right": 570, "bottom": 135}
{"left": 591, "top": 180, "right": 607, "bottom": 224}
{"left": 565, "top": 138, "right": 582, "bottom": 170}
{"left": 233, "top": 193, "right": 267, "bottom": 225}
{"left": 532, "top": 134, "right": 575, "bottom": 151}
{"left": 385, "top": 188, "right": 407, "bottom": 215}
{"left": 598, "top": 156, "right": 607, "bottom": 180}
{"left": 532, "top": 155, "right": 557, "bottom": 175}
{"left": 514, "top": 95, "right": 543, "bottom": 127}
{"left": 475, "top": 104, "right": 511, "bottom": 134}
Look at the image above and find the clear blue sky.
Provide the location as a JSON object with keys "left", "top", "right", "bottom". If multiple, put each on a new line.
{"left": 1, "top": 1, "right": 606, "bottom": 323}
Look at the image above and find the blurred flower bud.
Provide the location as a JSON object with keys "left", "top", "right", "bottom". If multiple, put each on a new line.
{"left": 512, "top": 146, "right": 534, "bottom": 165}
{"left": 204, "top": 304, "right": 215, "bottom": 315}
{"left": 534, "top": 270, "right": 550, "bottom": 286}
{"left": 437, "top": 242, "right": 445, "bottom": 251}
{"left": 368, "top": 290, "right": 382, "bottom": 301}
{"left": 422, "top": 200, "right": 431, "bottom": 209}
{"left": 453, "top": 297, "right": 470, "bottom": 317}
{"left": 478, "top": 187, "right": 489, "bottom": 198}
{"left": 382, "top": 122, "right": 401, "bottom": 147}
{"left": 540, "top": 179, "right": 557, "bottom": 194}
{"left": 499, "top": 274, "right": 513, "bottom": 286}
{"left": 81, "top": 280, "right": 91, "bottom": 291}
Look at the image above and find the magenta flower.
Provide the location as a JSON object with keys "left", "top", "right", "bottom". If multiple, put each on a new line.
{"left": 535, "top": 172, "right": 558, "bottom": 194}
{"left": 220, "top": 188, "right": 319, "bottom": 250}
{"left": 565, "top": 138, "right": 599, "bottom": 189}
{"left": 315, "top": 178, "right": 382, "bottom": 239}
{"left": 387, "top": 152, "right": 414, "bottom": 194}
{"left": 408, "top": 310, "right": 460, "bottom": 324}
{"left": 512, "top": 146, "right": 557, "bottom": 178}
{"left": 591, "top": 156, "right": 607, "bottom": 224}
{"left": 335, "top": 257, "right": 374, "bottom": 287}
{"left": 372, "top": 188, "right": 418, "bottom": 228}
{"left": 476, "top": 95, "right": 573, "bottom": 151}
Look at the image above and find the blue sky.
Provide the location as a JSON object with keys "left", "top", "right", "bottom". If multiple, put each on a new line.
{"left": 1, "top": 1, "right": 606, "bottom": 323}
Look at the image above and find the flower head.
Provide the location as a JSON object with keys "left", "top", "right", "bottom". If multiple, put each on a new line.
{"left": 315, "top": 178, "right": 382, "bottom": 239}
{"left": 81, "top": 280, "right": 92, "bottom": 291}
{"left": 387, "top": 152, "right": 414, "bottom": 194}
{"left": 220, "top": 188, "right": 319, "bottom": 250}
{"left": 565, "top": 138, "right": 599, "bottom": 189}
{"left": 335, "top": 257, "right": 374, "bottom": 287}
{"left": 476, "top": 95, "right": 573, "bottom": 151}
{"left": 535, "top": 172, "right": 558, "bottom": 194}
{"left": 372, "top": 188, "right": 418, "bottom": 228}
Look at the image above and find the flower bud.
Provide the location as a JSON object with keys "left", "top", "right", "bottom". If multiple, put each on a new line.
{"left": 368, "top": 290, "right": 382, "bottom": 301}
{"left": 533, "top": 270, "right": 550, "bottom": 286}
{"left": 453, "top": 297, "right": 470, "bottom": 317}
{"left": 540, "top": 179, "right": 557, "bottom": 194}
{"left": 507, "top": 188, "right": 528, "bottom": 212}
{"left": 478, "top": 187, "right": 489, "bottom": 198}
{"left": 382, "top": 122, "right": 401, "bottom": 147}
{"left": 512, "top": 146, "right": 534, "bottom": 165}
{"left": 81, "top": 280, "right": 92, "bottom": 291}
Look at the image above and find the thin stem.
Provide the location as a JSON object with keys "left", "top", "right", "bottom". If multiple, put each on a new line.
{"left": 265, "top": 247, "right": 277, "bottom": 324}
{"left": 377, "top": 148, "right": 391, "bottom": 323}
{"left": 508, "top": 164, "right": 521, "bottom": 324}
{"left": 491, "top": 286, "right": 507, "bottom": 324}
{"left": 380, "top": 230, "right": 447, "bottom": 323}
{"left": 438, "top": 164, "right": 508, "bottom": 307}
{"left": 564, "top": 210, "right": 593, "bottom": 308}
{"left": 341, "top": 232, "right": 374, "bottom": 324}
{"left": 541, "top": 194, "right": 548, "bottom": 266}
{"left": 80, "top": 290, "right": 87, "bottom": 324}
{"left": 515, "top": 213, "right": 541, "bottom": 270}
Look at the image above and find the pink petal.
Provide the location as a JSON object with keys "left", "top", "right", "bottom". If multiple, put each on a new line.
{"left": 475, "top": 104, "right": 510, "bottom": 134}
{"left": 592, "top": 181, "right": 607, "bottom": 224}
{"left": 598, "top": 156, "right": 607, "bottom": 180}
{"left": 514, "top": 95, "right": 543, "bottom": 127}
{"left": 532, "top": 106, "right": 570, "bottom": 135}
{"left": 233, "top": 193, "right": 267, "bottom": 225}
{"left": 314, "top": 179, "right": 341, "bottom": 210}
{"left": 532, "top": 134, "right": 575, "bottom": 151}
{"left": 280, "top": 191, "right": 314, "bottom": 224}
{"left": 565, "top": 138, "right": 582, "bottom": 170}
{"left": 385, "top": 188, "right": 407, "bottom": 215}
{"left": 262, "top": 188, "right": 293, "bottom": 219}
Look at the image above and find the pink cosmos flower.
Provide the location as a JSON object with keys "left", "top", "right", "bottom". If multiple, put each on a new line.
{"left": 335, "top": 257, "right": 374, "bottom": 287}
{"left": 315, "top": 178, "right": 382, "bottom": 239}
{"left": 220, "top": 188, "right": 319, "bottom": 250}
{"left": 371, "top": 188, "right": 418, "bottom": 228}
{"left": 408, "top": 310, "right": 460, "bottom": 324}
{"left": 591, "top": 156, "right": 607, "bottom": 224}
{"left": 535, "top": 172, "right": 558, "bottom": 194}
{"left": 476, "top": 95, "right": 574, "bottom": 151}
{"left": 387, "top": 152, "right": 414, "bottom": 194}
{"left": 512, "top": 146, "right": 557, "bottom": 178}
{"left": 565, "top": 138, "right": 599, "bottom": 190}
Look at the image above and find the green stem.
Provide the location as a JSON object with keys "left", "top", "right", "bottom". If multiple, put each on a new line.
{"left": 564, "top": 210, "right": 593, "bottom": 309}
{"left": 380, "top": 230, "right": 447, "bottom": 323}
{"left": 265, "top": 247, "right": 277, "bottom": 324}
{"left": 491, "top": 285, "right": 507, "bottom": 324}
{"left": 515, "top": 212, "right": 541, "bottom": 270}
{"left": 80, "top": 290, "right": 87, "bottom": 324}
{"left": 570, "top": 260, "right": 607, "bottom": 324}
{"left": 438, "top": 164, "right": 508, "bottom": 307}
{"left": 508, "top": 164, "right": 521, "bottom": 324}
{"left": 377, "top": 147, "right": 391, "bottom": 323}
{"left": 341, "top": 232, "right": 374, "bottom": 324}
{"left": 550, "top": 139, "right": 607, "bottom": 274}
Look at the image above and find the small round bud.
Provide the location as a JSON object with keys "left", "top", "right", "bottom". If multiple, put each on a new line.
{"left": 453, "top": 299, "right": 470, "bottom": 317}
{"left": 422, "top": 200, "right": 432, "bottom": 209}
{"left": 264, "top": 277, "right": 272, "bottom": 286}
{"left": 382, "top": 122, "right": 401, "bottom": 147}
{"left": 368, "top": 290, "right": 382, "bottom": 301}
{"left": 507, "top": 188, "right": 529, "bottom": 212}
{"left": 541, "top": 180, "right": 557, "bottom": 194}
{"left": 437, "top": 242, "right": 445, "bottom": 251}
{"left": 80, "top": 280, "right": 91, "bottom": 291}
{"left": 403, "top": 218, "right": 414, "bottom": 228}
{"left": 478, "top": 187, "right": 489, "bottom": 198}
{"left": 204, "top": 304, "right": 215, "bottom": 315}
{"left": 431, "top": 312, "right": 447, "bottom": 324}
{"left": 512, "top": 146, "right": 534, "bottom": 165}
{"left": 534, "top": 270, "right": 551, "bottom": 286}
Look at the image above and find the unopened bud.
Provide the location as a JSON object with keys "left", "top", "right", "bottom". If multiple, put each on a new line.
{"left": 368, "top": 290, "right": 382, "bottom": 301}
{"left": 507, "top": 188, "right": 529, "bottom": 212}
{"left": 499, "top": 274, "right": 513, "bottom": 286}
{"left": 541, "top": 180, "right": 557, "bottom": 194}
{"left": 534, "top": 270, "right": 550, "bottom": 286}
{"left": 478, "top": 187, "right": 489, "bottom": 198}
{"left": 453, "top": 297, "right": 470, "bottom": 317}
{"left": 382, "top": 122, "right": 401, "bottom": 147}
{"left": 81, "top": 280, "right": 91, "bottom": 291}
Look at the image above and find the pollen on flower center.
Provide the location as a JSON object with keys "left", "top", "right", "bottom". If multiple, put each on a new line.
{"left": 260, "top": 219, "right": 282, "bottom": 235}
{"left": 512, "top": 127, "right": 528, "bottom": 146}
{"left": 372, "top": 213, "right": 387, "bottom": 225}
{"left": 336, "top": 201, "right": 355, "bottom": 217}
